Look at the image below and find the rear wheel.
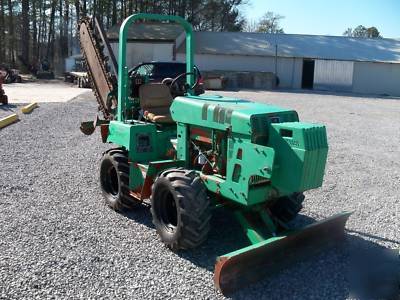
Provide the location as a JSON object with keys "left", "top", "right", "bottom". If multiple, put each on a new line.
{"left": 99, "top": 148, "right": 138, "bottom": 211}
{"left": 150, "top": 168, "right": 211, "bottom": 251}
{"left": 270, "top": 192, "right": 305, "bottom": 223}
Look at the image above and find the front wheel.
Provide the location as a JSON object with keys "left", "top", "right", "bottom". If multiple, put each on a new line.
{"left": 150, "top": 168, "right": 211, "bottom": 251}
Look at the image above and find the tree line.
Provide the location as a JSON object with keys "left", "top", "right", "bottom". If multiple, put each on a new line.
{"left": 0, "top": 0, "right": 384, "bottom": 74}
{"left": 0, "top": 0, "right": 246, "bottom": 72}
{"left": 244, "top": 11, "right": 285, "bottom": 33}
{"left": 343, "top": 25, "right": 381, "bottom": 38}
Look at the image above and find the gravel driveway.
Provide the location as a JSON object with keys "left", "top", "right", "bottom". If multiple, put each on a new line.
{"left": 0, "top": 90, "right": 399, "bottom": 299}
{"left": 2, "top": 80, "right": 88, "bottom": 104}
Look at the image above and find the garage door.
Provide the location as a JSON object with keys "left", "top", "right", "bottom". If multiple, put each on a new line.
{"left": 314, "top": 60, "right": 354, "bottom": 92}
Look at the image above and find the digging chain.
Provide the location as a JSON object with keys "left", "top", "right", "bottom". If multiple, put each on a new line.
{"left": 78, "top": 17, "right": 116, "bottom": 120}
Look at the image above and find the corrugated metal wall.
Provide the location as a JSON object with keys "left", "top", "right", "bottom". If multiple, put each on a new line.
{"left": 177, "top": 53, "right": 276, "bottom": 72}
{"left": 175, "top": 54, "right": 400, "bottom": 96}
{"left": 353, "top": 62, "right": 400, "bottom": 96}
{"left": 111, "top": 42, "right": 174, "bottom": 68}
{"left": 278, "top": 57, "right": 303, "bottom": 89}
{"left": 176, "top": 53, "right": 303, "bottom": 89}
{"left": 313, "top": 60, "right": 354, "bottom": 91}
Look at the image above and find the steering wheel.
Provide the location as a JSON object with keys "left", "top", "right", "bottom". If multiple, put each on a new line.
{"left": 168, "top": 72, "right": 199, "bottom": 96}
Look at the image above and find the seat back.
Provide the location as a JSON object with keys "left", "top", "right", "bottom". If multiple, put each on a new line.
{"left": 139, "top": 83, "right": 173, "bottom": 110}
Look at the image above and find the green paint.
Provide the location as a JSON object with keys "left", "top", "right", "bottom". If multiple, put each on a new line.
{"left": 104, "top": 13, "right": 332, "bottom": 266}
{"left": 221, "top": 236, "right": 286, "bottom": 259}
{"left": 108, "top": 120, "right": 175, "bottom": 163}
{"left": 269, "top": 122, "right": 328, "bottom": 194}
{"left": 129, "top": 163, "right": 145, "bottom": 190}
{"left": 170, "top": 95, "right": 299, "bottom": 136}
{"left": 219, "top": 212, "right": 351, "bottom": 260}
{"left": 234, "top": 211, "right": 265, "bottom": 244}
{"left": 118, "top": 13, "right": 194, "bottom": 122}
{"left": 176, "top": 122, "right": 189, "bottom": 166}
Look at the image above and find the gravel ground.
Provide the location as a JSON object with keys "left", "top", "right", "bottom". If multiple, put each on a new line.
{"left": 0, "top": 89, "right": 399, "bottom": 299}
{"left": 0, "top": 103, "right": 23, "bottom": 119}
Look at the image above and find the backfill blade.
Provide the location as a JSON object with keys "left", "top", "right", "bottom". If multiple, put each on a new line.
{"left": 214, "top": 212, "right": 351, "bottom": 295}
{"left": 80, "top": 121, "right": 96, "bottom": 135}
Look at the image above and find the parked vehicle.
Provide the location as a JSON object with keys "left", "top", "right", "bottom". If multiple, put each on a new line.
{"left": 0, "top": 65, "right": 22, "bottom": 84}
{"left": 35, "top": 59, "right": 55, "bottom": 79}
{"left": 0, "top": 71, "right": 8, "bottom": 105}
{"left": 129, "top": 62, "right": 205, "bottom": 95}
{"left": 64, "top": 55, "right": 90, "bottom": 88}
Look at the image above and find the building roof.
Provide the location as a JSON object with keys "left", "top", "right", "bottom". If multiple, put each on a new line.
{"left": 177, "top": 32, "right": 400, "bottom": 63}
{"left": 107, "top": 23, "right": 184, "bottom": 42}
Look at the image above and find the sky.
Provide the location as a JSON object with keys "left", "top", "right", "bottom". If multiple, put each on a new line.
{"left": 242, "top": 0, "right": 400, "bottom": 38}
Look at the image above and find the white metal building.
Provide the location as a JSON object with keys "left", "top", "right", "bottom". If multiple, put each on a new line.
{"left": 107, "top": 23, "right": 183, "bottom": 67}
{"left": 107, "top": 24, "right": 400, "bottom": 96}
{"left": 176, "top": 32, "right": 400, "bottom": 96}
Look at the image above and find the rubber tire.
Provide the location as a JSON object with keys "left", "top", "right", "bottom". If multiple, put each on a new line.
{"left": 150, "top": 168, "right": 211, "bottom": 251}
{"left": 99, "top": 148, "right": 138, "bottom": 211}
{"left": 270, "top": 192, "right": 305, "bottom": 223}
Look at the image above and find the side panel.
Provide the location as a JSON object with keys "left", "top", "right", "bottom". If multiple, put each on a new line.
{"left": 128, "top": 125, "right": 157, "bottom": 162}
{"left": 107, "top": 121, "right": 133, "bottom": 149}
{"left": 108, "top": 121, "right": 174, "bottom": 163}
{"left": 225, "top": 138, "right": 275, "bottom": 205}
{"left": 202, "top": 140, "right": 275, "bottom": 206}
{"left": 176, "top": 122, "right": 189, "bottom": 166}
{"left": 129, "top": 163, "right": 145, "bottom": 191}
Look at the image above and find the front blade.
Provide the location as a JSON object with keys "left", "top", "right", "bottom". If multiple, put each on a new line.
{"left": 214, "top": 212, "right": 351, "bottom": 295}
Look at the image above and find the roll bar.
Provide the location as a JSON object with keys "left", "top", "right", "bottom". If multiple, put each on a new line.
{"left": 117, "top": 13, "right": 194, "bottom": 121}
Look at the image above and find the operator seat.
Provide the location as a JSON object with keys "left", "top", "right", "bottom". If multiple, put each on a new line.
{"left": 139, "top": 83, "right": 174, "bottom": 124}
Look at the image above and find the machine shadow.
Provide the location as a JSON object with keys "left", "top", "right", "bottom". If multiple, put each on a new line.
{"left": 120, "top": 205, "right": 156, "bottom": 229}
{"left": 120, "top": 206, "right": 399, "bottom": 299}
{"left": 0, "top": 104, "right": 17, "bottom": 111}
{"left": 230, "top": 231, "right": 399, "bottom": 300}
